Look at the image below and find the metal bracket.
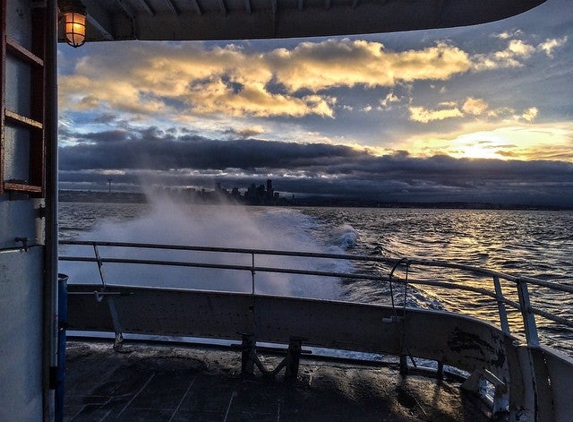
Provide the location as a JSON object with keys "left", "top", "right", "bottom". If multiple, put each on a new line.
{"left": 462, "top": 369, "right": 509, "bottom": 415}
{"left": 239, "top": 333, "right": 307, "bottom": 380}
{"left": 14, "top": 236, "right": 29, "bottom": 252}
{"left": 37, "top": 204, "right": 47, "bottom": 219}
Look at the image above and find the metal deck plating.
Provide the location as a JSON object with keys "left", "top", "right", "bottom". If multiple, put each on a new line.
{"left": 64, "top": 340, "right": 489, "bottom": 422}
{"left": 60, "top": 241, "right": 573, "bottom": 421}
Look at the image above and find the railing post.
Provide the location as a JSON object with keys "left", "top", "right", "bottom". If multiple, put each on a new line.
{"left": 493, "top": 275, "right": 510, "bottom": 334}
{"left": 93, "top": 243, "right": 124, "bottom": 350}
{"left": 249, "top": 252, "right": 257, "bottom": 340}
{"left": 93, "top": 243, "right": 106, "bottom": 287}
{"left": 250, "top": 252, "right": 256, "bottom": 295}
{"left": 516, "top": 279, "right": 539, "bottom": 347}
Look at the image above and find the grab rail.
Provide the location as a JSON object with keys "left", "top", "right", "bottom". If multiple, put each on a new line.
{"left": 59, "top": 240, "right": 573, "bottom": 350}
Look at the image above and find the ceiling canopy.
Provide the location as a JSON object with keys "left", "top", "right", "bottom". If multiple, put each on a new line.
{"left": 60, "top": 0, "right": 548, "bottom": 43}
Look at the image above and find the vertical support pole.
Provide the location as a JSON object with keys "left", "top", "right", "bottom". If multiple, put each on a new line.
{"left": 93, "top": 244, "right": 106, "bottom": 287}
{"left": 0, "top": 0, "right": 6, "bottom": 195}
{"left": 493, "top": 275, "right": 510, "bottom": 334}
{"left": 284, "top": 337, "right": 304, "bottom": 381}
{"left": 240, "top": 333, "right": 256, "bottom": 376}
{"left": 400, "top": 354, "right": 408, "bottom": 375}
{"left": 93, "top": 244, "right": 124, "bottom": 349}
{"left": 107, "top": 296, "right": 125, "bottom": 350}
{"left": 250, "top": 252, "right": 255, "bottom": 295}
{"left": 249, "top": 252, "right": 257, "bottom": 342}
{"left": 516, "top": 279, "right": 539, "bottom": 347}
{"left": 55, "top": 274, "right": 68, "bottom": 422}
{"left": 43, "top": 1, "right": 59, "bottom": 420}
{"left": 436, "top": 361, "right": 444, "bottom": 380}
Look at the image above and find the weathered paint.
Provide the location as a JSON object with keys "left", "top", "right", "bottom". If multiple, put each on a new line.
{"left": 0, "top": 247, "right": 45, "bottom": 421}
{"left": 1, "top": 0, "right": 57, "bottom": 420}
{"left": 67, "top": 284, "right": 573, "bottom": 421}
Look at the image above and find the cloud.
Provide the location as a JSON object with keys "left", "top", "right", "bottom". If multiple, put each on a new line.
{"left": 58, "top": 128, "right": 573, "bottom": 207}
{"left": 471, "top": 35, "right": 567, "bottom": 71}
{"left": 55, "top": 0, "right": 573, "bottom": 208}
{"left": 539, "top": 36, "right": 568, "bottom": 57}
{"left": 59, "top": 39, "right": 473, "bottom": 122}
{"left": 461, "top": 98, "right": 489, "bottom": 116}
{"left": 58, "top": 31, "right": 568, "bottom": 139}
{"left": 269, "top": 39, "right": 471, "bottom": 92}
{"left": 224, "top": 125, "right": 266, "bottom": 138}
{"left": 398, "top": 121, "right": 573, "bottom": 162}
{"left": 471, "top": 39, "right": 536, "bottom": 71}
{"left": 522, "top": 107, "right": 538, "bottom": 122}
{"left": 408, "top": 105, "right": 463, "bottom": 123}
{"left": 408, "top": 97, "right": 537, "bottom": 124}
{"left": 496, "top": 30, "right": 524, "bottom": 40}
{"left": 58, "top": 128, "right": 367, "bottom": 172}
{"left": 379, "top": 91, "right": 401, "bottom": 109}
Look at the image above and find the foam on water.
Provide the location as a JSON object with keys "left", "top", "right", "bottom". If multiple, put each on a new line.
{"left": 329, "top": 224, "right": 360, "bottom": 251}
{"left": 60, "top": 194, "right": 351, "bottom": 299}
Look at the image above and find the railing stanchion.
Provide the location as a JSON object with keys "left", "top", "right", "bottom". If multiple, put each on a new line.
{"left": 93, "top": 243, "right": 106, "bottom": 287}
{"left": 493, "top": 275, "right": 510, "bottom": 335}
{"left": 516, "top": 279, "right": 539, "bottom": 347}
{"left": 58, "top": 240, "right": 573, "bottom": 346}
{"left": 93, "top": 242, "right": 125, "bottom": 350}
{"left": 249, "top": 252, "right": 258, "bottom": 341}
{"left": 251, "top": 253, "right": 256, "bottom": 295}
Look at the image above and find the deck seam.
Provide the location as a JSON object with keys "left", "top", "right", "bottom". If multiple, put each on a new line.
{"left": 168, "top": 375, "right": 198, "bottom": 422}
{"left": 115, "top": 373, "right": 155, "bottom": 419}
{"left": 223, "top": 389, "right": 238, "bottom": 422}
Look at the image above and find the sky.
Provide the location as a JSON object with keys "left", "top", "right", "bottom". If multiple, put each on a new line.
{"left": 57, "top": 0, "right": 573, "bottom": 207}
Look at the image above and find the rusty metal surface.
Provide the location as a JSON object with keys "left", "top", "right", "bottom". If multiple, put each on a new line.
{"left": 66, "top": 273, "right": 573, "bottom": 422}
{"left": 64, "top": 340, "right": 491, "bottom": 422}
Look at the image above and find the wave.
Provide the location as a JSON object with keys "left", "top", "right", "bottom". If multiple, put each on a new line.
{"left": 329, "top": 224, "right": 360, "bottom": 251}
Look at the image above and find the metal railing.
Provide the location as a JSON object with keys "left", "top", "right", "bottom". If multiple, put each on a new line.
{"left": 59, "top": 240, "right": 573, "bottom": 349}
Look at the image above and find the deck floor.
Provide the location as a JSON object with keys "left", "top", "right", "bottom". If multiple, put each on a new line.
{"left": 64, "top": 341, "right": 491, "bottom": 422}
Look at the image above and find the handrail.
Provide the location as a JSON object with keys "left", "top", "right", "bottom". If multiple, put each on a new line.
{"left": 60, "top": 240, "right": 573, "bottom": 293}
{"left": 59, "top": 240, "right": 573, "bottom": 348}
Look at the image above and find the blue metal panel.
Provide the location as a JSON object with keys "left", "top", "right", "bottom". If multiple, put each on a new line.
{"left": 0, "top": 246, "right": 45, "bottom": 422}
{"left": 1, "top": 0, "right": 50, "bottom": 420}
{"left": 0, "top": 199, "right": 44, "bottom": 248}
{"left": 6, "top": 0, "right": 33, "bottom": 47}
{"left": 5, "top": 54, "right": 32, "bottom": 115}
{"left": 3, "top": 124, "right": 31, "bottom": 181}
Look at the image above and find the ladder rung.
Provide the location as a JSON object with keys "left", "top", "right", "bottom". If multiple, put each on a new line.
{"left": 3, "top": 182, "right": 43, "bottom": 193}
{"left": 5, "top": 109, "right": 43, "bottom": 130}
{"left": 5, "top": 36, "right": 44, "bottom": 67}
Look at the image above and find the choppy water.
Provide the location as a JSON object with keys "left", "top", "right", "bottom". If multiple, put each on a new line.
{"left": 59, "top": 201, "right": 573, "bottom": 355}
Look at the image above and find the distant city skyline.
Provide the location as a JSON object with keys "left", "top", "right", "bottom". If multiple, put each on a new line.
{"left": 57, "top": 0, "right": 573, "bottom": 207}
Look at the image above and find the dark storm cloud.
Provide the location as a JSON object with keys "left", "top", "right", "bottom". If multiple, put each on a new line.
{"left": 59, "top": 128, "right": 367, "bottom": 171}
{"left": 59, "top": 127, "right": 573, "bottom": 207}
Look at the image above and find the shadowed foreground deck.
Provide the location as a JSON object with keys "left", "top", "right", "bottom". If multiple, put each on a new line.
{"left": 64, "top": 341, "right": 490, "bottom": 422}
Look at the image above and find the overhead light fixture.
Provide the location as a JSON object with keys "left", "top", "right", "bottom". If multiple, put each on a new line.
{"left": 61, "top": 1, "right": 87, "bottom": 48}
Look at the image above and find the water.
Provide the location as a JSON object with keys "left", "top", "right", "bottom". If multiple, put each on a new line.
{"left": 59, "top": 200, "right": 573, "bottom": 355}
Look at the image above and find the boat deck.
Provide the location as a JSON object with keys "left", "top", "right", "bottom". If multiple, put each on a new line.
{"left": 64, "top": 340, "right": 491, "bottom": 422}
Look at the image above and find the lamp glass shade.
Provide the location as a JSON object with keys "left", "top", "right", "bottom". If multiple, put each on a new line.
{"left": 64, "top": 11, "right": 86, "bottom": 47}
